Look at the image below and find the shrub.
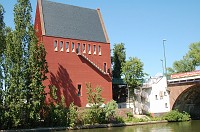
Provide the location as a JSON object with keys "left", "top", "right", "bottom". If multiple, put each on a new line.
{"left": 104, "top": 100, "right": 118, "bottom": 122}
{"left": 162, "top": 110, "right": 191, "bottom": 122}
{"left": 126, "top": 112, "right": 133, "bottom": 118}
{"left": 69, "top": 103, "right": 78, "bottom": 127}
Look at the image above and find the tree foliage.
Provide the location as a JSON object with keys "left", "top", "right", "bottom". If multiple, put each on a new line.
{"left": 122, "top": 57, "right": 146, "bottom": 89}
{"left": 188, "top": 42, "right": 200, "bottom": 66}
{"left": 0, "top": 0, "right": 48, "bottom": 129}
{"left": 0, "top": 3, "right": 5, "bottom": 128}
{"left": 168, "top": 42, "right": 200, "bottom": 74}
{"left": 86, "top": 83, "right": 104, "bottom": 107}
{"left": 112, "top": 43, "right": 126, "bottom": 78}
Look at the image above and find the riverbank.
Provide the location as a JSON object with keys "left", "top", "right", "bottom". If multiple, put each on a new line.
{"left": 0, "top": 120, "right": 168, "bottom": 132}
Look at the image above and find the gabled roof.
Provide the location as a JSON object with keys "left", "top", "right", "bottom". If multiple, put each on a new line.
{"left": 40, "top": 0, "right": 109, "bottom": 43}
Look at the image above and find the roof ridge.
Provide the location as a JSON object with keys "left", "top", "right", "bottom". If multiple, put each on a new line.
{"left": 43, "top": 0, "right": 97, "bottom": 11}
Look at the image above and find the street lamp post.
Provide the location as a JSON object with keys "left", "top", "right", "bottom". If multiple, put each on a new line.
{"left": 162, "top": 39, "right": 167, "bottom": 76}
{"left": 161, "top": 59, "right": 164, "bottom": 76}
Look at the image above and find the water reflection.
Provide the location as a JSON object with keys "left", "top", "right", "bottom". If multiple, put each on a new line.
{"left": 58, "top": 120, "right": 200, "bottom": 132}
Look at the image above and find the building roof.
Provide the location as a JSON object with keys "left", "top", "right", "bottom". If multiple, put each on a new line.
{"left": 112, "top": 78, "right": 127, "bottom": 85}
{"left": 41, "top": 0, "right": 108, "bottom": 43}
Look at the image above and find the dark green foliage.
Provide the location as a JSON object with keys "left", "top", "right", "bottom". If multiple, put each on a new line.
{"left": 0, "top": 4, "right": 5, "bottom": 128}
{"left": 112, "top": 43, "right": 126, "bottom": 78}
{"left": 162, "top": 110, "right": 191, "bottom": 122}
{"left": 1, "top": 0, "right": 48, "bottom": 129}
{"left": 44, "top": 85, "right": 68, "bottom": 127}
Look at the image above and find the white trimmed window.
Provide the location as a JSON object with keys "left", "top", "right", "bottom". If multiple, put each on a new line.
{"left": 104, "top": 63, "right": 107, "bottom": 73}
{"left": 72, "top": 42, "right": 75, "bottom": 52}
{"left": 93, "top": 45, "right": 96, "bottom": 54}
{"left": 54, "top": 40, "right": 58, "bottom": 51}
{"left": 165, "top": 103, "right": 168, "bottom": 108}
{"left": 60, "top": 41, "right": 63, "bottom": 51}
{"left": 83, "top": 44, "right": 86, "bottom": 53}
{"left": 98, "top": 45, "right": 101, "bottom": 55}
{"left": 66, "top": 42, "right": 69, "bottom": 52}
{"left": 77, "top": 43, "right": 80, "bottom": 54}
{"left": 88, "top": 44, "right": 91, "bottom": 54}
{"left": 155, "top": 95, "right": 158, "bottom": 100}
{"left": 77, "top": 84, "right": 82, "bottom": 97}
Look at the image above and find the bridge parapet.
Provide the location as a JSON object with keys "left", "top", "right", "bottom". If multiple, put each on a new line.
{"left": 168, "top": 75, "right": 200, "bottom": 86}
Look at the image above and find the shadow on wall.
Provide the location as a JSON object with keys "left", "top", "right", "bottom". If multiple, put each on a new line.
{"left": 49, "top": 64, "right": 81, "bottom": 107}
{"left": 78, "top": 56, "right": 112, "bottom": 82}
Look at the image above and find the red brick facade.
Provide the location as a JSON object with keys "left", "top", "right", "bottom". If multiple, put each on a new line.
{"left": 34, "top": 0, "right": 112, "bottom": 107}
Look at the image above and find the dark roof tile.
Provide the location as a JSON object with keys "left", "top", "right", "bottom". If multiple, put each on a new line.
{"left": 41, "top": 0, "right": 107, "bottom": 43}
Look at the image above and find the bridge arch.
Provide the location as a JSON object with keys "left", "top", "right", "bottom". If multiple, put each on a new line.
{"left": 169, "top": 83, "right": 200, "bottom": 119}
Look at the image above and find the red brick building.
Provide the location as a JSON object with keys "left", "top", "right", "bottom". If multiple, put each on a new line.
{"left": 34, "top": 0, "right": 112, "bottom": 107}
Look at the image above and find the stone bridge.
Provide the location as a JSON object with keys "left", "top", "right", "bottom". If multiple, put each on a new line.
{"left": 168, "top": 71, "right": 200, "bottom": 119}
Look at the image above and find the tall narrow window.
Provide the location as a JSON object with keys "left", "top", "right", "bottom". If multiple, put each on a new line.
{"left": 98, "top": 45, "right": 101, "bottom": 55}
{"left": 88, "top": 44, "right": 91, "bottom": 54}
{"left": 93, "top": 45, "right": 96, "bottom": 54}
{"left": 104, "top": 63, "right": 107, "bottom": 73}
{"left": 165, "top": 103, "right": 168, "bottom": 108}
{"left": 66, "top": 42, "right": 69, "bottom": 52}
{"left": 83, "top": 44, "right": 86, "bottom": 53}
{"left": 155, "top": 95, "right": 158, "bottom": 100}
{"left": 77, "top": 84, "right": 82, "bottom": 96}
{"left": 77, "top": 43, "right": 80, "bottom": 54}
{"left": 60, "top": 41, "right": 63, "bottom": 51}
{"left": 54, "top": 40, "right": 58, "bottom": 51}
{"left": 72, "top": 42, "right": 75, "bottom": 52}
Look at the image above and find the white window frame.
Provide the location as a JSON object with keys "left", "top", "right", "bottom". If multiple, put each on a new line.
{"left": 60, "top": 41, "right": 63, "bottom": 51}
{"left": 72, "top": 42, "right": 75, "bottom": 52}
{"left": 66, "top": 42, "right": 69, "bottom": 52}
{"left": 88, "top": 44, "right": 91, "bottom": 54}
{"left": 98, "top": 45, "right": 101, "bottom": 55}
{"left": 83, "top": 44, "right": 86, "bottom": 53}
{"left": 93, "top": 45, "right": 96, "bottom": 54}
{"left": 54, "top": 40, "right": 58, "bottom": 51}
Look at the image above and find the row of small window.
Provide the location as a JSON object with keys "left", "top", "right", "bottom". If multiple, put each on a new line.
{"left": 54, "top": 40, "right": 101, "bottom": 55}
{"left": 155, "top": 91, "right": 167, "bottom": 100}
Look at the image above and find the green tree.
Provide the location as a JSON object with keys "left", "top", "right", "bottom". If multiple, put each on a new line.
{"left": 167, "top": 56, "right": 195, "bottom": 74}
{"left": 168, "top": 42, "right": 200, "bottom": 74}
{"left": 3, "top": 0, "right": 48, "bottom": 128}
{"left": 86, "top": 83, "right": 104, "bottom": 106}
{"left": 122, "top": 57, "right": 146, "bottom": 89}
{"left": 84, "top": 83, "right": 105, "bottom": 124}
{"left": 112, "top": 43, "right": 126, "bottom": 78}
{"left": 0, "top": 4, "right": 5, "bottom": 128}
{"left": 122, "top": 57, "right": 146, "bottom": 114}
{"left": 188, "top": 42, "right": 200, "bottom": 66}
{"left": 25, "top": 27, "right": 48, "bottom": 127}
{"left": 3, "top": 0, "right": 33, "bottom": 128}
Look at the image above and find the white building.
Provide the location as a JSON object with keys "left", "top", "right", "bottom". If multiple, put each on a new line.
{"left": 135, "top": 74, "right": 170, "bottom": 116}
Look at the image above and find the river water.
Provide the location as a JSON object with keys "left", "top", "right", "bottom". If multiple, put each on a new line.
{"left": 59, "top": 120, "right": 200, "bottom": 132}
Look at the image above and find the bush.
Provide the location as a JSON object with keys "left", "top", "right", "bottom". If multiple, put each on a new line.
{"left": 104, "top": 100, "right": 118, "bottom": 122}
{"left": 69, "top": 103, "right": 78, "bottom": 127}
{"left": 162, "top": 110, "right": 191, "bottom": 122}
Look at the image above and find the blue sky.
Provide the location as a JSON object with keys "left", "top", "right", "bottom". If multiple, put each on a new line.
{"left": 1, "top": 0, "right": 200, "bottom": 76}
